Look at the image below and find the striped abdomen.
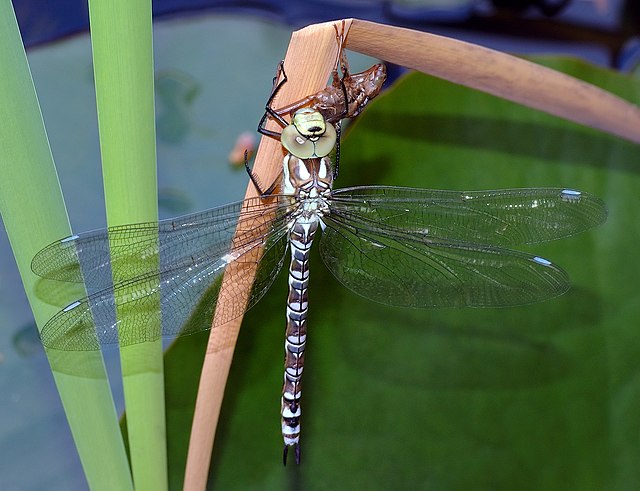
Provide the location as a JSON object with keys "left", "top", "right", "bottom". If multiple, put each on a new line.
{"left": 281, "top": 219, "right": 318, "bottom": 465}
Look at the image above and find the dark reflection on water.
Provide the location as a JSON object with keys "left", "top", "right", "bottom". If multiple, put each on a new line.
{"left": 12, "top": 321, "right": 43, "bottom": 357}
{"left": 334, "top": 285, "right": 602, "bottom": 390}
{"left": 158, "top": 187, "right": 193, "bottom": 214}
{"left": 363, "top": 112, "right": 635, "bottom": 173}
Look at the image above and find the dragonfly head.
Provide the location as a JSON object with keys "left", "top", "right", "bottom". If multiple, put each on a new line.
{"left": 292, "top": 107, "right": 326, "bottom": 136}
{"left": 281, "top": 109, "right": 337, "bottom": 159}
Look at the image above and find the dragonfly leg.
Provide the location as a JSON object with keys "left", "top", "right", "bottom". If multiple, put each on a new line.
{"left": 244, "top": 150, "right": 281, "bottom": 196}
{"left": 244, "top": 149, "right": 264, "bottom": 194}
{"left": 258, "top": 61, "right": 290, "bottom": 140}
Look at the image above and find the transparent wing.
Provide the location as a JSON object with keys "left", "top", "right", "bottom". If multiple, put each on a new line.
{"left": 32, "top": 196, "right": 294, "bottom": 289}
{"left": 329, "top": 186, "right": 607, "bottom": 246}
{"left": 36, "top": 196, "right": 293, "bottom": 350}
{"left": 320, "top": 211, "right": 570, "bottom": 309}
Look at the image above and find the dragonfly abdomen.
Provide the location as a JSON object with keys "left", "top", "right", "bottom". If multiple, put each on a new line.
{"left": 281, "top": 219, "right": 318, "bottom": 464}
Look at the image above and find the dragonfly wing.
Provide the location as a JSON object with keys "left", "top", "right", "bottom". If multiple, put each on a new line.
{"left": 329, "top": 186, "right": 607, "bottom": 246}
{"left": 319, "top": 213, "right": 569, "bottom": 308}
{"left": 32, "top": 196, "right": 292, "bottom": 295}
{"left": 39, "top": 199, "right": 292, "bottom": 351}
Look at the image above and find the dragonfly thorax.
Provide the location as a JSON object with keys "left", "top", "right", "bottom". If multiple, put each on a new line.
{"left": 283, "top": 154, "right": 333, "bottom": 196}
{"left": 282, "top": 148, "right": 333, "bottom": 224}
{"left": 296, "top": 187, "right": 331, "bottom": 223}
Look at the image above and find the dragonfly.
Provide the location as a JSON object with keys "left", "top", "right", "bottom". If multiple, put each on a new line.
{"left": 32, "top": 105, "right": 607, "bottom": 465}
{"left": 32, "top": 31, "right": 606, "bottom": 463}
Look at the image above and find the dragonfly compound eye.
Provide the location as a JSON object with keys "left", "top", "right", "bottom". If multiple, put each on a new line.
{"left": 281, "top": 115, "right": 337, "bottom": 159}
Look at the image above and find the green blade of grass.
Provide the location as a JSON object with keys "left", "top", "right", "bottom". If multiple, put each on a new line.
{"left": 88, "top": 0, "right": 167, "bottom": 489}
{"left": 0, "top": 2, "right": 133, "bottom": 489}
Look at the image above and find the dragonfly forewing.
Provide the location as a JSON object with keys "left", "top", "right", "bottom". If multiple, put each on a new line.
{"left": 32, "top": 197, "right": 291, "bottom": 290}
{"left": 328, "top": 187, "right": 607, "bottom": 246}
